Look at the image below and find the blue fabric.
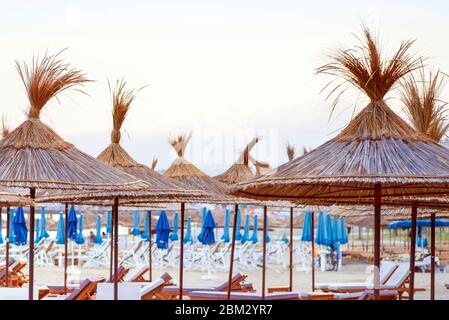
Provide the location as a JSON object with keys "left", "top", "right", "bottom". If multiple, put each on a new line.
{"left": 170, "top": 212, "right": 179, "bottom": 241}
{"left": 197, "top": 207, "right": 207, "bottom": 241}
{"left": 199, "top": 210, "right": 216, "bottom": 245}
{"left": 9, "top": 208, "right": 16, "bottom": 244}
{"left": 221, "top": 209, "right": 230, "bottom": 243}
{"left": 250, "top": 215, "right": 258, "bottom": 244}
{"left": 301, "top": 211, "right": 312, "bottom": 242}
{"left": 132, "top": 211, "right": 141, "bottom": 236}
{"left": 332, "top": 215, "right": 339, "bottom": 245}
{"left": 0, "top": 210, "right": 3, "bottom": 244}
{"left": 235, "top": 209, "right": 242, "bottom": 241}
{"left": 184, "top": 216, "right": 193, "bottom": 244}
{"left": 93, "top": 215, "right": 103, "bottom": 244}
{"left": 388, "top": 219, "right": 449, "bottom": 229}
{"left": 315, "top": 212, "right": 326, "bottom": 245}
{"left": 339, "top": 217, "right": 348, "bottom": 244}
{"left": 34, "top": 218, "right": 41, "bottom": 243}
{"left": 416, "top": 226, "right": 428, "bottom": 248}
{"left": 241, "top": 214, "right": 250, "bottom": 244}
{"left": 265, "top": 216, "right": 270, "bottom": 243}
{"left": 156, "top": 211, "right": 170, "bottom": 249}
{"left": 67, "top": 205, "right": 78, "bottom": 241}
{"left": 56, "top": 213, "right": 65, "bottom": 245}
{"left": 142, "top": 211, "right": 150, "bottom": 240}
{"left": 75, "top": 214, "right": 85, "bottom": 244}
{"left": 40, "top": 208, "right": 49, "bottom": 239}
{"left": 13, "top": 207, "right": 27, "bottom": 245}
{"left": 106, "top": 211, "right": 112, "bottom": 236}
{"left": 324, "top": 213, "right": 333, "bottom": 246}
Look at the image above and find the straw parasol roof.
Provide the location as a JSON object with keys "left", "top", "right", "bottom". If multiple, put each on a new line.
{"left": 231, "top": 28, "right": 449, "bottom": 205}
{"left": 0, "top": 52, "right": 148, "bottom": 192}
{"left": 0, "top": 187, "right": 34, "bottom": 207}
{"left": 215, "top": 136, "right": 265, "bottom": 185}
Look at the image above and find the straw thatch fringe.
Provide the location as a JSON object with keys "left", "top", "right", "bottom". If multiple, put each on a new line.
{"left": 0, "top": 187, "right": 35, "bottom": 206}
{"left": 16, "top": 50, "right": 90, "bottom": 119}
{"left": 401, "top": 66, "right": 449, "bottom": 142}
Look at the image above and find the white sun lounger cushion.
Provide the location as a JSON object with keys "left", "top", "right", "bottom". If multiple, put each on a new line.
{"left": 141, "top": 279, "right": 165, "bottom": 296}
{"left": 123, "top": 264, "right": 148, "bottom": 282}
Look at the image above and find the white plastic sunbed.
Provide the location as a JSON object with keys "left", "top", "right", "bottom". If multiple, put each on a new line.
{"left": 315, "top": 260, "right": 398, "bottom": 291}
{"left": 123, "top": 264, "right": 149, "bottom": 282}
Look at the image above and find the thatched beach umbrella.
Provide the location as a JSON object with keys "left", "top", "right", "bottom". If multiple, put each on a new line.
{"left": 231, "top": 28, "right": 449, "bottom": 300}
{"left": 0, "top": 52, "right": 148, "bottom": 299}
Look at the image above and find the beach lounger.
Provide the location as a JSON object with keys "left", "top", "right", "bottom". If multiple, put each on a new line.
{"left": 140, "top": 273, "right": 173, "bottom": 300}
{"left": 188, "top": 290, "right": 334, "bottom": 300}
{"left": 315, "top": 260, "right": 397, "bottom": 292}
{"left": 109, "top": 266, "right": 129, "bottom": 283}
{"left": 158, "top": 273, "right": 254, "bottom": 300}
{"left": 123, "top": 264, "right": 149, "bottom": 282}
{"left": 41, "top": 275, "right": 105, "bottom": 300}
{"left": 334, "top": 290, "right": 399, "bottom": 300}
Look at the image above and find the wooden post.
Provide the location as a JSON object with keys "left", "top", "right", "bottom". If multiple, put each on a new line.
{"left": 28, "top": 187, "right": 36, "bottom": 300}
{"left": 430, "top": 212, "right": 436, "bottom": 300}
{"left": 289, "top": 207, "right": 293, "bottom": 291}
{"left": 373, "top": 183, "right": 381, "bottom": 300}
{"left": 179, "top": 202, "right": 185, "bottom": 300}
{"left": 227, "top": 204, "right": 239, "bottom": 300}
{"left": 311, "top": 211, "right": 315, "bottom": 291}
{"left": 113, "top": 197, "right": 119, "bottom": 300}
{"left": 148, "top": 210, "right": 152, "bottom": 281}
{"left": 64, "top": 203, "right": 69, "bottom": 294}
{"left": 409, "top": 203, "right": 417, "bottom": 300}
{"left": 109, "top": 210, "right": 114, "bottom": 282}
{"left": 5, "top": 207, "right": 10, "bottom": 287}
{"left": 262, "top": 206, "right": 267, "bottom": 300}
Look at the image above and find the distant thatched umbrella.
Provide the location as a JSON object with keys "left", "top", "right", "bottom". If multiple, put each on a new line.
{"left": 0, "top": 52, "right": 147, "bottom": 300}
{"left": 231, "top": 28, "right": 449, "bottom": 299}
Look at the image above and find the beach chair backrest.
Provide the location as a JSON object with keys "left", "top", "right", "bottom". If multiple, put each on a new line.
{"left": 159, "top": 272, "right": 173, "bottom": 284}
{"left": 45, "top": 240, "right": 55, "bottom": 254}
{"left": 13, "top": 261, "right": 27, "bottom": 273}
{"left": 65, "top": 279, "right": 93, "bottom": 300}
{"left": 141, "top": 279, "right": 165, "bottom": 297}
{"left": 124, "top": 264, "right": 148, "bottom": 282}
{"left": 215, "top": 273, "right": 245, "bottom": 291}
{"left": 380, "top": 261, "right": 397, "bottom": 284}
{"left": 384, "top": 263, "right": 409, "bottom": 288}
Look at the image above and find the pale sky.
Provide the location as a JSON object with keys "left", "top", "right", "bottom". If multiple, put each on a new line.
{"left": 1, "top": 1, "right": 449, "bottom": 175}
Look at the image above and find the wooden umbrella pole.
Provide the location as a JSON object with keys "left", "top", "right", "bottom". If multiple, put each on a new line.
{"left": 179, "top": 202, "right": 185, "bottom": 300}
{"left": 64, "top": 203, "right": 69, "bottom": 294}
{"left": 227, "top": 204, "right": 239, "bottom": 300}
{"left": 148, "top": 210, "right": 152, "bottom": 281}
{"left": 409, "top": 202, "right": 417, "bottom": 300}
{"left": 113, "top": 197, "right": 119, "bottom": 301}
{"left": 262, "top": 205, "right": 267, "bottom": 300}
{"left": 28, "top": 187, "right": 36, "bottom": 300}
{"left": 311, "top": 211, "right": 315, "bottom": 291}
{"left": 430, "top": 212, "right": 436, "bottom": 300}
{"left": 289, "top": 207, "right": 293, "bottom": 291}
{"left": 5, "top": 207, "right": 10, "bottom": 287}
{"left": 373, "top": 183, "right": 381, "bottom": 301}
{"left": 109, "top": 210, "right": 114, "bottom": 282}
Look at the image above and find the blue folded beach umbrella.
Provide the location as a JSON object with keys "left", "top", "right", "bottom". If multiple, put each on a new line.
{"left": 141, "top": 211, "right": 150, "bottom": 240}
{"left": 13, "top": 207, "right": 28, "bottom": 245}
{"left": 388, "top": 219, "right": 449, "bottom": 229}
{"left": 67, "top": 205, "right": 78, "bottom": 241}
{"left": 9, "top": 208, "right": 16, "bottom": 244}
{"left": 339, "top": 217, "right": 348, "bottom": 244}
{"left": 0, "top": 212, "right": 3, "bottom": 244}
{"left": 132, "top": 211, "right": 141, "bottom": 236}
{"left": 235, "top": 208, "right": 242, "bottom": 241}
{"left": 265, "top": 217, "right": 270, "bottom": 243}
{"left": 241, "top": 214, "right": 250, "bottom": 244}
{"left": 156, "top": 211, "right": 170, "bottom": 249}
{"left": 56, "top": 213, "right": 65, "bottom": 244}
{"left": 332, "top": 215, "right": 339, "bottom": 245}
{"left": 324, "top": 213, "right": 333, "bottom": 246}
{"left": 40, "top": 208, "right": 50, "bottom": 240}
{"left": 199, "top": 210, "right": 216, "bottom": 245}
{"left": 106, "top": 211, "right": 112, "bottom": 237}
{"left": 170, "top": 212, "right": 179, "bottom": 241}
{"left": 301, "top": 211, "right": 312, "bottom": 242}
{"left": 416, "top": 226, "right": 428, "bottom": 248}
{"left": 250, "top": 215, "right": 258, "bottom": 244}
{"left": 184, "top": 216, "right": 193, "bottom": 244}
{"left": 221, "top": 209, "right": 230, "bottom": 243}
{"left": 281, "top": 234, "right": 289, "bottom": 243}
{"left": 34, "top": 218, "right": 41, "bottom": 243}
{"left": 315, "top": 212, "right": 326, "bottom": 245}
{"left": 197, "top": 207, "right": 207, "bottom": 241}
{"left": 93, "top": 215, "right": 103, "bottom": 244}
{"left": 75, "top": 214, "right": 85, "bottom": 245}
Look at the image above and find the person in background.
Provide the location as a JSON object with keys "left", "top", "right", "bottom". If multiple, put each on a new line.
{"left": 89, "top": 231, "right": 95, "bottom": 246}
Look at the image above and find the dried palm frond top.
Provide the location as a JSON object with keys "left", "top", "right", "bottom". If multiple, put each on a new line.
{"left": 286, "top": 143, "right": 295, "bottom": 161}
{"left": 151, "top": 158, "right": 158, "bottom": 170}
{"left": 0, "top": 52, "right": 147, "bottom": 191}
{"left": 230, "top": 28, "right": 449, "bottom": 205}
{"left": 1, "top": 114, "right": 9, "bottom": 138}
{"left": 401, "top": 67, "right": 448, "bottom": 142}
